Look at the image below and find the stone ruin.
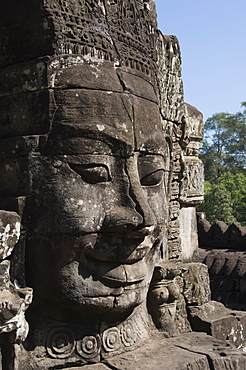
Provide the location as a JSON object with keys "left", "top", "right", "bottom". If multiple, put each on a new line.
{"left": 198, "top": 213, "right": 246, "bottom": 310}
{"left": 0, "top": 1, "right": 245, "bottom": 369}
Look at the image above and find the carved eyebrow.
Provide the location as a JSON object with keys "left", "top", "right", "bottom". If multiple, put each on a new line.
{"left": 137, "top": 154, "right": 165, "bottom": 171}
{"left": 66, "top": 154, "right": 113, "bottom": 166}
{"left": 137, "top": 136, "right": 171, "bottom": 158}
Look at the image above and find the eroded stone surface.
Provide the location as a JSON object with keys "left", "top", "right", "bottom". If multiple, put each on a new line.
{"left": 148, "top": 262, "right": 211, "bottom": 336}
{"left": 0, "top": 0, "right": 244, "bottom": 369}
{"left": 0, "top": 211, "right": 33, "bottom": 370}
{"left": 105, "top": 332, "right": 246, "bottom": 370}
{"left": 189, "top": 300, "right": 246, "bottom": 348}
{"left": 200, "top": 248, "right": 246, "bottom": 309}
{"left": 0, "top": 210, "right": 20, "bottom": 260}
{"left": 198, "top": 214, "right": 246, "bottom": 250}
{"left": 168, "top": 332, "right": 246, "bottom": 370}
{"left": 0, "top": 1, "right": 175, "bottom": 368}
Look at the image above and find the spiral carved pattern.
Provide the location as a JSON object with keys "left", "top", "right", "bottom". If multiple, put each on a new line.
{"left": 120, "top": 320, "right": 137, "bottom": 347}
{"left": 46, "top": 327, "right": 75, "bottom": 359}
{"left": 102, "top": 327, "right": 121, "bottom": 352}
{"left": 76, "top": 333, "right": 101, "bottom": 359}
{"left": 45, "top": 318, "right": 144, "bottom": 359}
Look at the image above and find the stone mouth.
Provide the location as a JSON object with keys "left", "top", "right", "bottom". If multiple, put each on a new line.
{"left": 81, "top": 251, "right": 148, "bottom": 284}
{"left": 85, "top": 243, "right": 150, "bottom": 263}
{"left": 83, "top": 233, "right": 155, "bottom": 263}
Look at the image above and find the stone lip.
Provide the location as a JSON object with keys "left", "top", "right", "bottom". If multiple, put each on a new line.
{"left": 81, "top": 252, "right": 148, "bottom": 285}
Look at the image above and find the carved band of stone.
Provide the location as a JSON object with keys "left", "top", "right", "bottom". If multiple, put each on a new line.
{"left": 102, "top": 327, "right": 121, "bottom": 352}
{"left": 120, "top": 320, "right": 137, "bottom": 347}
{"left": 131, "top": 314, "right": 148, "bottom": 340}
{"left": 46, "top": 328, "right": 76, "bottom": 359}
{"left": 43, "top": 0, "right": 156, "bottom": 78}
{"left": 76, "top": 333, "right": 101, "bottom": 359}
{"left": 46, "top": 318, "right": 144, "bottom": 359}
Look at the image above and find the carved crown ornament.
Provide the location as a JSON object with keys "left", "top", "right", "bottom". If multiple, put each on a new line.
{"left": 0, "top": 0, "right": 158, "bottom": 80}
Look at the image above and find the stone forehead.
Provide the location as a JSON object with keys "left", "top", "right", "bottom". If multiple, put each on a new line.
{"left": 0, "top": 61, "right": 159, "bottom": 142}
{"left": 43, "top": 61, "right": 164, "bottom": 154}
{"left": 49, "top": 60, "right": 159, "bottom": 103}
{"left": 44, "top": 86, "right": 166, "bottom": 156}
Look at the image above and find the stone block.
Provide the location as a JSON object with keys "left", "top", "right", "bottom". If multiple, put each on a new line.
{"left": 211, "top": 290, "right": 227, "bottom": 304}
{"left": 240, "top": 279, "right": 246, "bottom": 303}
{"left": 107, "top": 332, "right": 246, "bottom": 370}
{"left": 0, "top": 157, "right": 31, "bottom": 198}
{"left": 189, "top": 301, "right": 246, "bottom": 348}
{"left": 232, "top": 257, "right": 246, "bottom": 278}
{"left": 209, "top": 254, "right": 227, "bottom": 275}
{"left": 220, "top": 256, "right": 238, "bottom": 276}
{"left": 65, "top": 366, "right": 110, "bottom": 370}
{"left": 180, "top": 206, "right": 199, "bottom": 261}
{"left": 181, "top": 263, "right": 211, "bottom": 305}
{"left": 0, "top": 59, "right": 49, "bottom": 96}
{"left": 0, "top": 210, "right": 20, "bottom": 260}
{"left": 0, "top": 90, "right": 50, "bottom": 139}
{"left": 0, "top": 197, "right": 26, "bottom": 217}
{"left": 211, "top": 276, "right": 237, "bottom": 292}
{"left": 106, "top": 335, "right": 210, "bottom": 370}
{"left": 0, "top": 136, "right": 40, "bottom": 159}
{"left": 226, "top": 292, "right": 241, "bottom": 305}
{"left": 168, "top": 332, "right": 246, "bottom": 370}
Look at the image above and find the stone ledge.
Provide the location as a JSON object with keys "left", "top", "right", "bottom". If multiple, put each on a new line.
{"left": 68, "top": 332, "right": 246, "bottom": 370}
{"left": 189, "top": 301, "right": 246, "bottom": 348}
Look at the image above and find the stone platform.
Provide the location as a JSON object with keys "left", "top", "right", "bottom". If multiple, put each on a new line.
{"left": 65, "top": 332, "right": 246, "bottom": 370}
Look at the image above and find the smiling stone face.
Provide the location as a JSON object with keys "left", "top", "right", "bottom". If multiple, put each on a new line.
{"left": 24, "top": 64, "right": 171, "bottom": 324}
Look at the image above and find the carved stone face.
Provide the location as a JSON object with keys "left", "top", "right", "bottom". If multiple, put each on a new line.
{"left": 24, "top": 65, "right": 170, "bottom": 324}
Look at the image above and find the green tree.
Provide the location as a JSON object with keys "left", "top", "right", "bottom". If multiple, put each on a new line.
{"left": 200, "top": 103, "right": 246, "bottom": 182}
{"left": 200, "top": 181, "right": 235, "bottom": 225}
{"left": 198, "top": 103, "right": 246, "bottom": 225}
{"left": 218, "top": 172, "right": 246, "bottom": 225}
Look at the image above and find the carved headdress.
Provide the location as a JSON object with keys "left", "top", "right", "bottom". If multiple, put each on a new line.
{"left": 0, "top": 0, "right": 184, "bottom": 137}
{"left": 1, "top": 1, "right": 157, "bottom": 74}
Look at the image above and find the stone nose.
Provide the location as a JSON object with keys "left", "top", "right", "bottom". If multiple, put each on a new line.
{"left": 125, "top": 155, "right": 157, "bottom": 229}
{"left": 101, "top": 155, "right": 156, "bottom": 235}
{"left": 101, "top": 205, "right": 143, "bottom": 234}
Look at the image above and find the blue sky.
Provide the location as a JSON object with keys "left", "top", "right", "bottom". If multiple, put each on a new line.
{"left": 155, "top": 0, "right": 246, "bottom": 121}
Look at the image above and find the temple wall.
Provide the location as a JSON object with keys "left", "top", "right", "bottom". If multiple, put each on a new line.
{"left": 198, "top": 213, "right": 246, "bottom": 309}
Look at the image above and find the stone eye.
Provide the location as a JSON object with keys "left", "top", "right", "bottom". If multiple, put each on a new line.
{"left": 140, "top": 169, "right": 164, "bottom": 187}
{"left": 69, "top": 164, "right": 110, "bottom": 183}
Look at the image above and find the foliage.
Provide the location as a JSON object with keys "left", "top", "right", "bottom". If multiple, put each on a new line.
{"left": 198, "top": 103, "right": 246, "bottom": 226}
{"left": 198, "top": 174, "right": 246, "bottom": 225}
{"left": 200, "top": 102, "right": 246, "bottom": 182}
